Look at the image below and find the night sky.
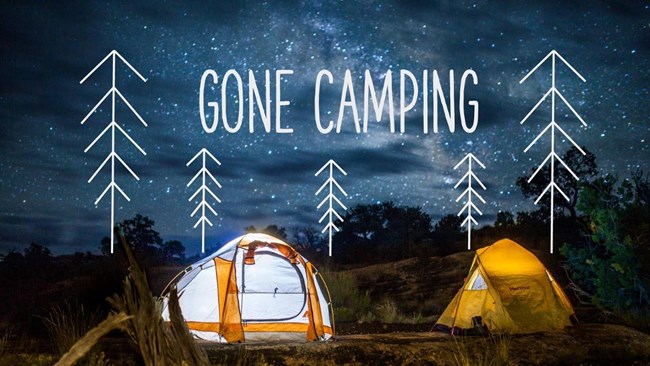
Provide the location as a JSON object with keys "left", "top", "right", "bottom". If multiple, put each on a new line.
{"left": 1, "top": 1, "right": 648, "bottom": 254}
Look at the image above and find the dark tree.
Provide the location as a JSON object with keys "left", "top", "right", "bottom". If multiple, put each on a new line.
{"left": 0, "top": 250, "right": 24, "bottom": 267}
{"left": 244, "top": 224, "right": 288, "bottom": 240}
{"left": 561, "top": 170, "right": 650, "bottom": 311}
{"left": 291, "top": 225, "right": 326, "bottom": 253}
{"left": 338, "top": 202, "right": 386, "bottom": 240}
{"left": 389, "top": 205, "right": 433, "bottom": 258}
{"left": 517, "top": 146, "right": 597, "bottom": 219}
{"left": 161, "top": 240, "right": 186, "bottom": 263}
{"left": 24, "top": 242, "right": 52, "bottom": 261}
{"left": 100, "top": 236, "right": 112, "bottom": 256}
{"left": 494, "top": 211, "right": 515, "bottom": 229}
{"left": 102, "top": 214, "right": 164, "bottom": 262}
{"left": 333, "top": 202, "right": 432, "bottom": 263}
{"left": 431, "top": 214, "right": 465, "bottom": 254}
{"left": 262, "top": 225, "right": 288, "bottom": 240}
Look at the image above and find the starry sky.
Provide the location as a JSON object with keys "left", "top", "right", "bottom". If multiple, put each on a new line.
{"left": 1, "top": 1, "right": 648, "bottom": 255}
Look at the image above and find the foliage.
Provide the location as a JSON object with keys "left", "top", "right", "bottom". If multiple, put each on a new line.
{"left": 0, "top": 353, "right": 55, "bottom": 366}
{"left": 101, "top": 214, "right": 186, "bottom": 264}
{"left": 364, "top": 299, "right": 430, "bottom": 324}
{"left": 319, "top": 271, "right": 371, "bottom": 322}
{"left": 517, "top": 146, "right": 597, "bottom": 219}
{"left": 118, "top": 214, "right": 162, "bottom": 256}
{"left": 211, "top": 347, "right": 268, "bottom": 366}
{"left": 24, "top": 243, "right": 52, "bottom": 262}
{"left": 160, "top": 240, "right": 186, "bottom": 262}
{"left": 39, "top": 302, "right": 101, "bottom": 356}
{"left": 445, "top": 334, "right": 512, "bottom": 366}
{"left": 54, "top": 316, "right": 127, "bottom": 366}
{"left": 0, "top": 328, "right": 9, "bottom": 361}
{"left": 432, "top": 214, "right": 465, "bottom": 255}
{"left": 333, "top": 201, "right": 433, "bottom": 263}
{"left": 42, "top": 226, "right": 209, "bottom": 366}
{"left": 291, "top": 225, "right": 327, "bottom": 259}
{"left": 561, "top": 170, "right": 650, "bottom": 312}
{"left": 494, "top": 211, "right": 515, "bottom": 229}
{"left": 107, "top": 228, "right": 209, "bottom": 366}
{"left": 244, "top": 224, "right": 288, "bottom": 240}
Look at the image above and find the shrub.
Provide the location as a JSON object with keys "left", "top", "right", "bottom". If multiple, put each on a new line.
{"left": 39, "top": 302, "right": 101, "bottom": 356}
{"left": 319, "top": 271, "right": 371, "bottom": 322}
{"left": 53, "top": 227, "right": 208, "bottom": 366}
{"left": 445, "top": 333, "right": 512, "bottom": 366}
{"left": 372, "top": 299, "right": 431, "bottom": 324}
{"left": 561, "top": 172, "right": 649, "bottom": 313}
{"left": 0, "top": 328, "right": 10, "bottom": 361}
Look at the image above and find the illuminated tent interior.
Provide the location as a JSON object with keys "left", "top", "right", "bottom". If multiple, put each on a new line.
{"left": 161, "top": 233, "right": 334, "bottom": 343}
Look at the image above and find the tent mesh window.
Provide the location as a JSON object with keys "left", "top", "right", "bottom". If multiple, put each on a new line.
{"left": 467, "top": 270, "right": 488, "bottom": 290}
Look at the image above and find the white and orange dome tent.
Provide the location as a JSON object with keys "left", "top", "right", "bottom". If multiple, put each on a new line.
{"left": 161, "top": 233, "right": 334, "bottom": 343}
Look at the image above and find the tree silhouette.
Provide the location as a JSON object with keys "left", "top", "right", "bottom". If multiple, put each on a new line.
{"left": 244, "top": 225, "right": 288, "bottom": 240}
{"left": 333, "top": 202, "right": 432, "bottom": 262}
{"left": 517, "top": 146, "right": 597, "bottom": 219}
{"left": 24, "top": 243, "right": 52, "bottom": 261}
{"left": 432, "top": 214, "right": 465, "bottom": 255}
{"left": 101, "top": 214, "right": 163, "bottom": 260}
{"left": 292, "top": 225, "right": 326, "bottom": 252}
{"left": 494, "top": 211, "right": 515, "bottom": 229}
{"left": 161, "top": 240, "right": 186, "bottom": 263}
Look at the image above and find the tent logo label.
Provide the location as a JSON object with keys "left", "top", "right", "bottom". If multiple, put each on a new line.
{"left": 509, "top": 286, "right": 530, "bottom": 291}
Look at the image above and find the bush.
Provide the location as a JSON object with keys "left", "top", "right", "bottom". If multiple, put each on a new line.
{"left": 39, "top": 302, "right": 101, "bottom": 356}
{"left": 366, "top": 299, "right": 431, "bottom": 324}
{"left": 445, "top": 333, "right": 512, "bottom": 366}
{"left": 0, "top": 328, "right": 10, "bottom": 361}
{"left": 561, "top": 171, "right": 649, "bottom": 313}
{"left": 320, "top": 271, "right": 371, "bottom": 322}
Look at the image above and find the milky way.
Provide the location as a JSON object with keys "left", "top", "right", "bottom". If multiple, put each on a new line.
{"left": 1, "top": 1, "right": 648, "bottom": 254}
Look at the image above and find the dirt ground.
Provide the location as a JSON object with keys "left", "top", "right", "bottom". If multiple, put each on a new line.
{"left": 201, "top": 324, "right": 650, "bottom": 366}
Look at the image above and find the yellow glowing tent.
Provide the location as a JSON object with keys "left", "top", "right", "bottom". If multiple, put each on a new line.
{"left": 435, "top": 238, "right": 575, "bottom": 334}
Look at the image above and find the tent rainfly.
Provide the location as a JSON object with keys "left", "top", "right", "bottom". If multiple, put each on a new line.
{"left": 435, "top": 238, "right": 576, "bottom": 334}
{"left": 161, "top": 233, "right": 334, "bottom": 342}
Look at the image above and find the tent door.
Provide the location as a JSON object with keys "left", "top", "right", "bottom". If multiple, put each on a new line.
{"left": 240, "top": 251, "right": 307, "bottom": 322}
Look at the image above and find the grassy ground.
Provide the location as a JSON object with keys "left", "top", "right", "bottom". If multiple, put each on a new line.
{"left": 3, "top": 249, "right": 649, "bottom": 365}
{"left": 200, "top": 324, "right": 650, "bottom": 366}
{"left": 327, "top": 251, "right": 474, "bottom": 324}
{"left": 3, "top": 324, "right": 650, "bottom": 365}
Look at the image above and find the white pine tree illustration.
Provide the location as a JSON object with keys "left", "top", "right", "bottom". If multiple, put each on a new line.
{"left": 315, "top": 160, "right": 348, "bottom": 256}
{"left": 186, "top": 148, "right": 222, "bottom": 253}
{"left": 520, "top": 50, "right": 587, "bottom": 253}
{"left": 80, "top": 50, "right": 147, "bottom": 253}
{"left": 454, "top": 153, "right": 487, "bottom": 250}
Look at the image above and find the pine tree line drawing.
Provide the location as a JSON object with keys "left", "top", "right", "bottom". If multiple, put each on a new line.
{"left": 81, "top": 50, "right": 147, "bottom": 253}
{"left": 519, "top": 50, "right": 587, "bottom": 253}
{"left": 315, "top": 160, "right": 348, "bottom": 256}
{"left": 187, "top": 148, "right": 222, "bottom": 253}
{"left": 454, "top": 153, "right": 487, "bottom": 250}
